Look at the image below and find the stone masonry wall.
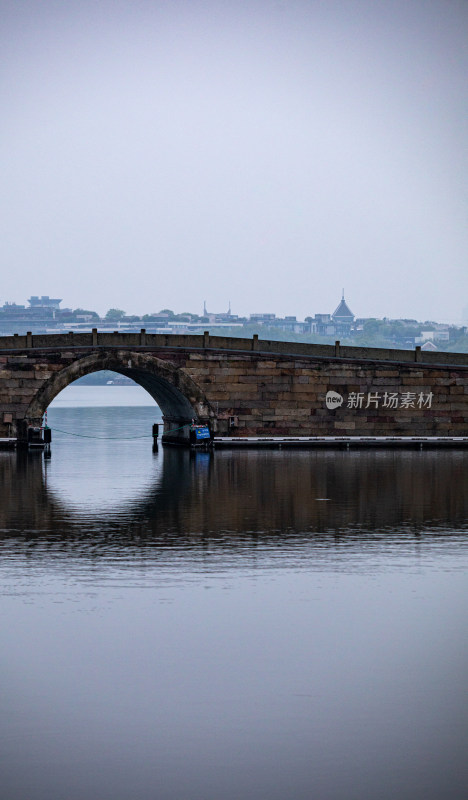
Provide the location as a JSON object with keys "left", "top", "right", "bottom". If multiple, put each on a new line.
{"left": 183, "top": 352, "right": 468, "bottom": 436}
{"left": 0, "top": 334, "right": 467, "bottom": 438}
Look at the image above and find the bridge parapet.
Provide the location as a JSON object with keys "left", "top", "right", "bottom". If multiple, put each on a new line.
{"left": 1, "top": 331, "right": 468, "bottom": 368}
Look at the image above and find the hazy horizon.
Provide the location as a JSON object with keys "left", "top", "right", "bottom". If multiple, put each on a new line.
{"left": 2, "top": 0, "right": 467, "bottom": 323}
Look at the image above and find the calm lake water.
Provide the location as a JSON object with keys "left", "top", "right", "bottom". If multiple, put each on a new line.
{"left": 1, "top": 385, "right": 468, "bottom": 800}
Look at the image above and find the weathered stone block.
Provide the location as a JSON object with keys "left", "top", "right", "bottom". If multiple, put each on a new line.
{"left": 33, "top": 371, "right": 53, "bottom": 380}
{"left": 373, "top": 377, "right": 400, "bottom": 386}
{"left": 447, "top": 402, "right": 468, "bottom": 411}
{"left": 290, "top": 393, "right": 318, "bottom": 403}
{"left": 249, "top": 402, "right": 274, "bottom": 411}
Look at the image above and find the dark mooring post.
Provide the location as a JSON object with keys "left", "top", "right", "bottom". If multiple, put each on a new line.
{"left": 152, "top": 423, "right": 159, "bottom": 451}
{"left": 43, "top": 425, "right": 52, "bottom": 458}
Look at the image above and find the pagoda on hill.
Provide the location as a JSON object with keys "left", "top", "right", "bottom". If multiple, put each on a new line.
{"left": 332, "top": 290, "right": 354, "bottom": 324}
{"left": 331, "top": 290, "right": 355, "bottom": 336}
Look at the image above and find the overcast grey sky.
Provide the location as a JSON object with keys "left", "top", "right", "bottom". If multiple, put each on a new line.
{"left": 1, "top": 0, "right": 467, "bottom": 322}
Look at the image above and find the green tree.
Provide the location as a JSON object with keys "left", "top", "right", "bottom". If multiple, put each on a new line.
{"left": 105, "top": 308, "right": 126, "bottom": 320}
{"left": 73, "top": 308, "right": 100, "bottom": 319}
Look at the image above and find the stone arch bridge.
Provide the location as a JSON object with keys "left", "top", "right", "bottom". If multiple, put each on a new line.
{"left": 0, "top": 330, "right": 467, "bottom": 443}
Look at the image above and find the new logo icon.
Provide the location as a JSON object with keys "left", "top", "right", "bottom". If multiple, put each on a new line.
{"left": 325, "top": 390, "right": 343, "bottom": 410}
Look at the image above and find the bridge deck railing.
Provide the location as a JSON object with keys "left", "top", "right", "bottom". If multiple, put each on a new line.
{"left": 0, "top": 331, "right": 467, "bottom": 368}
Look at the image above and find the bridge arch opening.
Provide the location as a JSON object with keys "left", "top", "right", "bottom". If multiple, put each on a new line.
{"left": 25, "top": 350, "right": 214, "bottom": 444}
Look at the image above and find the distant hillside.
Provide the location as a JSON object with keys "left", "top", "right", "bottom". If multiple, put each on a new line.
{"left": 74, "top": 371, "right": 135, "bottom": 385}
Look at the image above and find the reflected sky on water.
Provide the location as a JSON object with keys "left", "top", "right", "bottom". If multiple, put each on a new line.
{"left": 1, "top": 390, "right": 468, "bottom": 800}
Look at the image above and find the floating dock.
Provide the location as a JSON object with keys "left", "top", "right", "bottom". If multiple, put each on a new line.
{"left": 213, "top": 435, "right": 468, "bottom": 449}
{"left": 2, "top": 435, "right": 468, "bottom": 451}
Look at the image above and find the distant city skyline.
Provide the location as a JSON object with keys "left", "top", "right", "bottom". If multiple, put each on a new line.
{"left": 0, "top": 290, "right": 465, "bottom": 328}
{"left": 1, "top": 289, "right": 466, "bottom": 327}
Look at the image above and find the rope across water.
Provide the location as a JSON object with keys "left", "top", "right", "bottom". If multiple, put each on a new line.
{"left": 47, "top": 422, "right": 192, "bottom": 440}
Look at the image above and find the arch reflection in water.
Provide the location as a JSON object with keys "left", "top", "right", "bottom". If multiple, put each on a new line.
{"left": 3, "top": 444, "right": 468, "bottom": 545}
{"left": 44, "top": 416, "right": 164, "bottom": 516}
